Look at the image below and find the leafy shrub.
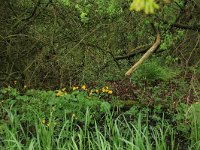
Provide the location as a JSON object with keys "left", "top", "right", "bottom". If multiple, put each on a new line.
{"left": 186, "top": 102, "right": 200, "bottom": 146}
{"left": 0, "top": 87, "right": 113, "bottom": 125}
{"left": 0, "top": 87, "right": 199, "bottom": 149}
{"left": 131, "top": 59, "right": 177, "bottom": 83}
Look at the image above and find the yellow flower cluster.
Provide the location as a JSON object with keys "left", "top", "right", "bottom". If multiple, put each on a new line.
{"left": 81, "top": 85, "right": 87, "bottom": 90}
{"left": 102, "top": 86, "right": 113, "bottom": 94}
{"left": 72, "top": 86, "right": 79, "bottom": 90}
{"left": 55, "top": 88, "right": 67, "bottom": 97}
{"left": 89, "top": 89, "right": 102, "bottom": 96}
{"left": 108, "top": 90, "right": 113, "bottom": 94}
{"left": 72, "top": 85, "right": 88, "bottom": 91}
{"left": 55, "top": 84, "right": 113, "bottom": 97}
{"left": 89, "top": 86, "right": 113, "bottom": 96}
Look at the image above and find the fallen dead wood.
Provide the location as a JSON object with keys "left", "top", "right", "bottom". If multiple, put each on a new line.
{"left": 125, "top": 25, "right": 161, "bottom": 76}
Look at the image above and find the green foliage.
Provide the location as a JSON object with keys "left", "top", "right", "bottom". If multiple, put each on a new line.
{"left": 0, "top": 86, "right": 113, "bottom": 124}
{"left": 174, "top": 103, "right": 191, "bottom": 134}
{"left": 96, "top": 0, "right": 123, "bottom": 16}
{"left": 60, "top": 0, "right": 70, "bottom": 6}
{"left": 1, "top": 87, "right": 200, "bottom": 149}
{"left": 100, "top": 101, "right": 111, "bottom": 112}
{"left": 160, "top": 32, "right": 174, "bottom": 51}
{"left": 0, "top": 108, "right": 177, "bottom": 150}
{"left": 1, "top": 86, "right": 19, "bottom": 98}
{"left": 1, "top": 0, "right": 200, "bottom": 148}
{"left": 130, "top": 0, "right": 160, "bottom": 14}
{"left": 186, "top": 102, "right": 200, "bottom": 145}
{"left": 131, "top": 58, "right": 177, "bottom": 83}
{"left": 2, "top": 0, "right": 198, "bottom": 88}
{"left": 75, "top": 3, "right": 91, "bottom": 23}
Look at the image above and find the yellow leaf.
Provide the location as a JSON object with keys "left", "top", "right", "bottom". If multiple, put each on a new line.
{"left": 130, "top": 0, "right": 159, "bottom": 14}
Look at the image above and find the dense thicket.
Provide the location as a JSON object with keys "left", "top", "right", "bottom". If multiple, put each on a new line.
{"left": 0, "top": 0, "right": 200, "bottom": 88}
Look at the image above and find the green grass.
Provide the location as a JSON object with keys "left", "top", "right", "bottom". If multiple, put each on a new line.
{"left": 1, "top": 107, "right": 200, "bottom": 150}
{"left": 1, "top": 108, "right": 175, "bottom": 150}
{"left": 0, "top": 86, "right": 200, "bottom": 150}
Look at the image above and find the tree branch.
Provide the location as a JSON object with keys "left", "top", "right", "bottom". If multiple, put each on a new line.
{"left": 22, "top": 0, "right": 41, "bottom": 21}
{"left": 125, "top": 25, "right": 161, "bottom": 76}
{"left": 171, "top": 23, "right": 200, "bottom": 32}
{"left": 114, "top": 44, "right": 151, "bottom": 60}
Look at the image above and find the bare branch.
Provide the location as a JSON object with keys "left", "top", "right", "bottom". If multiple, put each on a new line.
{"left": 114, "top": 44, "right": 151, "bottom": 60}
{"left": 125, "top": 25, "right": 161, "bottom": 76}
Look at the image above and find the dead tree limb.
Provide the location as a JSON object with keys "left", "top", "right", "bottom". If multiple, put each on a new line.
{"left": 171, "top": 23, "right": 200, "bottom": 32}
{"left": 125, "top": 25, "right": 161, "bottom": 76}
{"left": 114, "top": 44, "right": 151, "bottom": 60}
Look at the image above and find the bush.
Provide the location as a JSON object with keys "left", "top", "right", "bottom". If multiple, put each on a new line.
{"left": 131, "top": 59, "right": 177, "bottom": 84}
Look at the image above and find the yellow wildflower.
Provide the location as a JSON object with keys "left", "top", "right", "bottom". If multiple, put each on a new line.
{"left": 95, "top": 89, "right": 99, "bottom": 93}
{"left": 89, "top": 89, "right": 94, "bottom": 96}
{"left": 62, "top": 88, "right": 66, "bottom": 91}
{"left": 108, "top": 90, "right": 113, "bottom": 94}
{"left": 72, "top": 86, "right": 79, "bottom": 90}
{"left": 81, "top": 85, "right": 87, "bottom": 90}
{"left": 14, "top": 80, "right": 17, "bottom": 85}
{"left": 42, "top": 119, "right": 46, "bottom": 124}
{"left": 102, "top": 87, "right": 108, "bottom": 93}
{"left": 56, "top": 90, "right": 63, "bottom": 97}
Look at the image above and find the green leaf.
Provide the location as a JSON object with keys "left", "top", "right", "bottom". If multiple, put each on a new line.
{"left": 100, "top": 102, "right": 111, "bottom": 112}
{"left": 130, "top": 0, "right": 159, "bottom": 14}
{"left": 80, "top": 12, "right": 87, "bottom": 19}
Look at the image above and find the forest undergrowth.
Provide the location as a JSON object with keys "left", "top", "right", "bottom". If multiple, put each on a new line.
{"left": 0, "top": 60, "right": 200, "bottom": 150}
{"left": 1, "top": 0, "right": 200, "bottom": 149}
